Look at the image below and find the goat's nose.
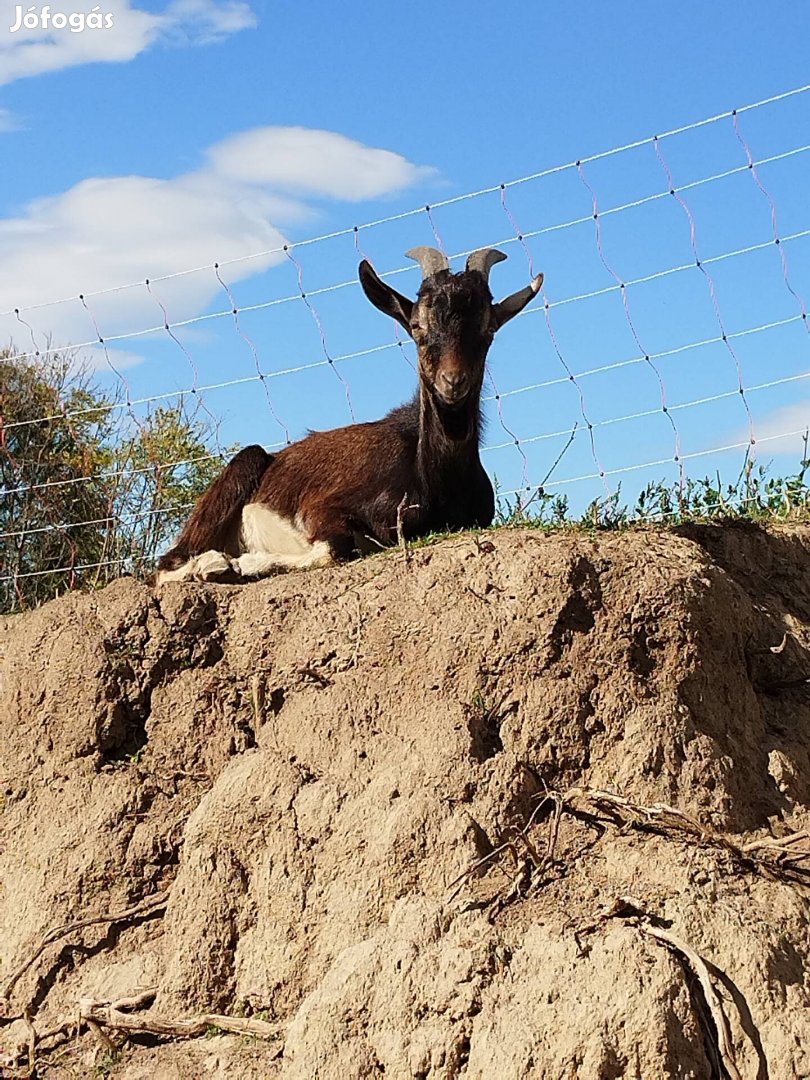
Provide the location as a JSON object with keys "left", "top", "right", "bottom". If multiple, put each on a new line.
{"left": 439, "top": 370, "right": 467, "bottom": 394}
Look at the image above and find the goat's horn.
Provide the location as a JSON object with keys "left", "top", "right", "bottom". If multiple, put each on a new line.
{"left": 405, "top": 246, "right": 450, "bottom": 278}
{"left": 466, "top": 248, "right": 508, "bottom": 279}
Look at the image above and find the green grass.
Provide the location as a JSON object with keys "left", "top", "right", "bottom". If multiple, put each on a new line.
{"left": 400, "top": 447, "right": 810, "bottom": 557}
{"left": 93, "top": 1048, "right": 122, "bottom": 1077}
{"left": 492, "top": 446, "right": 810, "bottom": 533}
{"left": 30, "top": 448, "right": 810, "bottom": 595}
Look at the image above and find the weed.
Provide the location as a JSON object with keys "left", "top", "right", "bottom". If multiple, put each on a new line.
{"left": 105, "top": 747, "right": 144, "bottom": 770}
{"left": 94, "top": 1048, "right": 121, "bottom": 1077}
{"left": 492, "top": 445, "right": 810, "bottom": 533}
{"left": 362, "top": 451, "right": 810, "bottom": 561}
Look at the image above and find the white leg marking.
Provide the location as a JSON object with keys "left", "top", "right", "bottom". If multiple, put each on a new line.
{"left": 236, "top": 504, "right": 334, "bottom": 578}
{"left": 241, "top": 504, "right": 316, "bottom": 555}
{"left": 156, "top": 550, "right": 236, "bottom": 585}
{"left": 156, "top": 563, "right": 194, "bottom": 585}
{"left": 235, "top": 543, "right": 332, "bottom": 578}
{"left": 196, "top": 550, "right": 237, "bottom": 581}
{"left": 157, "top": 506, "right": 334, "bottom": 585}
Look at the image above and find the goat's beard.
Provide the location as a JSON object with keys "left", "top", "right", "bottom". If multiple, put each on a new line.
{"left": 430, "top": 391, "right": 475, "bottom": 442}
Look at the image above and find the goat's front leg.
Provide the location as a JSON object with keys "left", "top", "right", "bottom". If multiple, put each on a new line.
{"left": 156, "top": 549, "right": 241, "bottom": 584}
{"left": 157, "top": 545, "right": 332, "bottom": 584}
{"left": 233, "top": 542, "right": 334, "bottom": 578}
{"left": 228, "top": 501, "right": 361, "bottom": 579}
{"left": 229, "top": 502, "right": 333, "bottom": 578}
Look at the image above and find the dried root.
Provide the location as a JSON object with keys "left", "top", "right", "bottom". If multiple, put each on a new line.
{"left": 2, "top": 890, "right": 170, "bottom": 1009}
{"left": 79, "top": 993, "right": 282, "bottom": 1044}
{"left": 1, "top": 988, "right": 283, "bottom": 1075}
{"left": 565, "top": 787, "right": 810, "bottom": 884}
{"left": 448, "top": 784, "right": 810, "bottom": 922}
{"left": 641, "top": 925, "right": 742, "bottom": 1080}
{"left": 447, "top": 789, "right": 566, "bottom": 917}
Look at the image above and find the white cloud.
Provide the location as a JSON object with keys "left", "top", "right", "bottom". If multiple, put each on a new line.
{"left": 160, "top": 0, "right": 256, "bottom": 43}
{"left": 750, "top": 400, "right": 810, "bottom": 453}
{"left": 0, "top": 0, "right": 256, "bottom": 86}
{"left": 0, "top": 126, "right": 433, "bottom": 369}
{"left": 0, "top": 107, "right": 20, "bottom": 131}
{"left": 208, "top": 127, "right": 437, "bottom": 201}
{"left": 0, "top": 173, "right": 289, "bottom": 349}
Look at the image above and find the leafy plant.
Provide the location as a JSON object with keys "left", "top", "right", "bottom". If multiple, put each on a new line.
{"left": 0, "top": 348, "right": 224, "bottom": 613}
{"left": 494, "top": 437, "right": 810, "bottom": 532}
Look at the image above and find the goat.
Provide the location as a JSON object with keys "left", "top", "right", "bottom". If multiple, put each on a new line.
{"left": 155, "top": 246, "right": 543, "bottom": 584}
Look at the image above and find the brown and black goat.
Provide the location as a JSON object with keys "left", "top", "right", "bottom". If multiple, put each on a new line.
{"left": 156, "top": 246, "right": 543, "bottom": 583}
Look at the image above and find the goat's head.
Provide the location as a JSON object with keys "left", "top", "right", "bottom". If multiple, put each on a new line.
{"left": 359, "top": 246, "right": 543, "bottom": 411}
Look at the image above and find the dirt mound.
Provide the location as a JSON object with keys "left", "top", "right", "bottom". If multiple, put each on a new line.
{"left": 1, "top": 524, "right": 809, "bottom": 1078}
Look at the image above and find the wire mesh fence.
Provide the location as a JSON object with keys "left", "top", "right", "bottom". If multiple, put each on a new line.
{"left": 1, "top": 84, "right": 809, "bottom": 610}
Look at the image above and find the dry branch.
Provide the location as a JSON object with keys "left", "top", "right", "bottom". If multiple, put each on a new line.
{"left": 395, "top": 495, "right": 419, "bottom": 565}
{"left": 85, "top": 1016, "right": 117, "bottom": 1054}
{"left": 2, "top": 987, "right": 283, "bottom": 1074}
{"left": 2, "top": 890, "right": 169, "bottom": 1004}
{"left": 449, "top": 785, "right": 810, "bottom": 910}
{"left": 578, "top": 899, "right": 747, "bottom": 1079}
{"left": 78, "top": 998, "right": 282, "bottom": 1044}
{"left": 742, "top": 830, "right": 810, "bottom": 862}
{"left": 447, "top": 790, "right": 565, "bottom": 909}
{"left": 641, "top": 926, "right": 742, "bottom": 1080}
{"left": 351, "top": 593, "right": 363, "bottom": 668}
{"left": 564, "top": 787, "right": 810, "bottom": 885}
{"left": 21, "top": 1009, "right": 36, "bottom": 1075}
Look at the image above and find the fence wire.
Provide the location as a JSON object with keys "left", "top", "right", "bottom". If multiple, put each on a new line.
{"left": 2, "top": 83, "right": 809, "bottom": 607}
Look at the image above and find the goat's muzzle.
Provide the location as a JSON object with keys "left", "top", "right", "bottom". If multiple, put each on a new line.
{"left": 435, "top": 368, "right": 471, "bottom": 407}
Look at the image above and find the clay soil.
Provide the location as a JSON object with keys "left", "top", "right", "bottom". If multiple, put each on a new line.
{"left": 1, "top": 524, "right": 810, "bottom": 1078}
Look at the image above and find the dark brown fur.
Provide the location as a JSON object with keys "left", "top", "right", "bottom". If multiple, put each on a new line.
{"left": 250, "top": 390, "right": 493, "bottom": 558}
{"left": 157, "top": 250, "right": 542, "bottom": 572}
{"left": 157, "top": 444, "right": 272, "bottom": 572}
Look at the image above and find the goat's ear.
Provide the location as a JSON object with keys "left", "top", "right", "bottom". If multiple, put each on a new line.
{"left": 493, "top": 273, "right": 544, "bottom": 330}
{"left": 359, "top": 260, "right": 414, "bottom": 335}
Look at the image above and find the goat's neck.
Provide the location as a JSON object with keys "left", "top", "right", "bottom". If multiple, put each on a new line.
{"left": 416, "top": 384, "right": 482, "bottom": 476}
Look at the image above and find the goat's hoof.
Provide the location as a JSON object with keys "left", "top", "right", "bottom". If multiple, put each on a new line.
{"left": 195, "top": 551, "right": 241, "bottom": 583}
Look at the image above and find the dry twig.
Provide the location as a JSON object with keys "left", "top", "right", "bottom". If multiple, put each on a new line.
{"left": 294, "top": 663, "right": 331, "bottom": 687}
{"left": 564, "top": 787, "right": 810, "bottom": 883}
{"left": 641, "top": 926, "right": 742, "bottom": 1080}
{"left": 447, "top": 783, "right": 772, "bottom": 1077}
{"left": 78, "top": 997, "right": 282, "bottom": 1044}
{"left": 395, "top": 494, "right": 419, "bottom": 565}
{"left": 449, "top": 784, "right": 810, "bottom": 914}
{"left": 575, "top": 899, "right": 745, "bottom": 1079}
{"left": 250, "top": 672, "right": 266, "bottom": 728}
{"left": 85, "top": 1016, "right": 117, "bottom": 1054}
{"left": 2, "top": 891, "right": 169, "bottom": 1005}
{"left": 742, "top": 830, "right": 810, "bottom": 861}
{"left": 21, "top": 1009, "right": 36, "bottom": 1075}
{"left": 447, "top": 790, "right": 565, "bottom": 910}
{"left": 351, "top": 593, "right": 363, "bottom": 668}
{"left": 3, "top": 988, "right": 283, "bottom": 1074}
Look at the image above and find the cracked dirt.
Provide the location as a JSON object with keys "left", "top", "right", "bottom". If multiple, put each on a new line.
{"left": 1, "top": 524, "right": 810, "bottom": 1077}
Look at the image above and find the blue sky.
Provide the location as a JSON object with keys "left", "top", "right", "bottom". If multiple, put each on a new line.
{"left": 1, "top": 0, "right": 809, "bottom": 516}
